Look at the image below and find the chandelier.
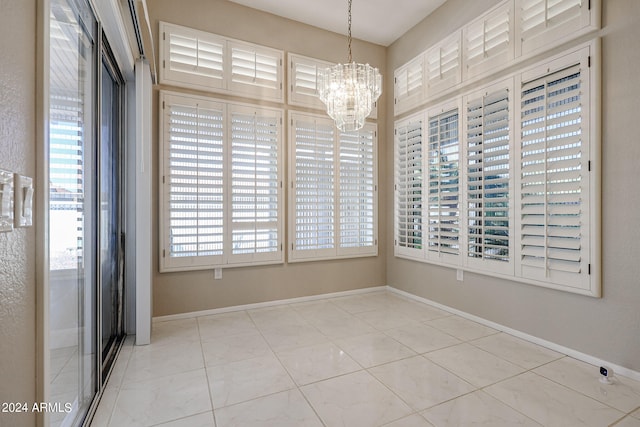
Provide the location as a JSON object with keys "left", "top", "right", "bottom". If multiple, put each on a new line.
{"left": 317, "top": 0, "right": 382, "bottom": 132}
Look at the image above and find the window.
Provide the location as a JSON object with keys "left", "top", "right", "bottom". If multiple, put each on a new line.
{"left": 393, "top": 0, "right": 599, "bottom": 117}
{"left": 516, "top": 43, "right": 597, "bottom": 294}
{"left": 394, "top": 55, "right": 425, "bottom": 115}
{"left": 516, "top": 0, "right": 598, "bottom": 57}
{"left": 426, "top": 32, "right": 462, "bottom": 96}
{"left": 159, "top": 91, "right": 284, "bottom": 272}
{"left": 464, "top": 1, "right": 513, "bottom": 80}
{"left": 427, "top": 104, "right": 461, "bottom": 264}
{"left": 289, "top": 112, "right": 377, "bottom": 262}
{"left": 394, "top": 115, "right": 424, "bottom": 259}
{"left": 159, "top": 22, "right": 284, "bottom": 101}
{"left": 394, "top": 41, "right": 599, "bottom": 296}
{"left": 288, "top": 53, "right": 334, "bottom": 110}
{"left": 465, "top": 82, "right": 514, "bottom": 274}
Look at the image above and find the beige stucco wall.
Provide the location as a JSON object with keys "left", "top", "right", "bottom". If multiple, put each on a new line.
{"left": 148, "top": 0, "right": 388, "bottom": 316}
{"left": 386, "top": 0, "right": 640, "bottom": 372}
{"left": 0, "top": 0, "right": 37, "bottom": 425}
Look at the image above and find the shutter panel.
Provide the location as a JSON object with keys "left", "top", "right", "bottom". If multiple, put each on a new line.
{"left": 161, "top": 94, "right": 225, "bottom": 271}
{"left": 466, "top": 85, "right": 513, "bottom": 274}
{"left": 426, "top": 33, "right": 462, "bottom": 96}
{"left": 394, "top": 55, "right": 425, "bottom": 116}
{"left": 289, "top": 53, "right": 333, "bottom": 109}
{"left": 290, "top": 114, "right": 336, "bottom": 260}
{"left": 228, "top": 106, "right": 282, "bottom": 264}
{"left": 464, "top": 2, "right": 513, "bottom": 79}
{"left": 394, "top": 115, "right": 424, "bottom": 259}
{"left": 427, "top": 107, "right": 461, "bottom": 264}
{"left": 160, "top": 22, "right": 225, "bottom": 91}
{"left": 339, "top": 124, "right": 377, "bottom": 255}
{"left": 518, "top": 55, "right": 591, "bottom": 290}
{"left": 229, "top": 41, "right": 283, "bottom": 101}
{"left": 517, "top": 0, "right": 595, "bottom": 57}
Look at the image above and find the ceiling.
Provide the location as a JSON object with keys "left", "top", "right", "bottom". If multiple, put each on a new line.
{"left": 227, "top": 0, "right": 448, "bottom": 46}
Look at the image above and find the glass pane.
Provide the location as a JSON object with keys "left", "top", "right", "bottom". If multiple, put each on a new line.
{"left": 48, "top": 0, "right": 96, "bottom": 425}
{"left": 100, "top": 59, "right": 122, "bottom": 365}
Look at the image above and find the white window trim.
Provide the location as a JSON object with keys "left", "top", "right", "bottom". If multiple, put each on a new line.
{"left": 288, "top": 111, "right": 378, "bottom": 263}
{"left": 159, "top": 90, "right": 285, "bottom": 273}
{"left": 159, "top": 22, "right": 284, "bottom": 102}
{"left": 394, "top": 40, "right": 600, "bottom": 297}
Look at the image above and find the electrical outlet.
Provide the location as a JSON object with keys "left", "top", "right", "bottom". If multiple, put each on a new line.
{"left": 214, "top": 268, "right": 222, "bottom": 280}
{"left": 456, "top": 269, "right": 464, "bottom": 281}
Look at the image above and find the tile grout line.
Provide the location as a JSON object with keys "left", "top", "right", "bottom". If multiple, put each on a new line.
{"left": 196, "top": 316, "right": 219, "bottom": 427}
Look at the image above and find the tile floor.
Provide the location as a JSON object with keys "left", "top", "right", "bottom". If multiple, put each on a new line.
{"left": 90, "top": 291, "right": 640, "bottom": 427}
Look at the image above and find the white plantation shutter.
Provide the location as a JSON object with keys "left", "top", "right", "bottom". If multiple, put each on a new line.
{"left": 160, "top": 22, "right": 225, "bottom": 91}
{"left": 229, "top": 41, "right": 283, "bottom": 101}
{"left": 339, "top": 124, "right": 377, "bottom": 256}
{"left": 228, "top": 106, "right": 282, "bottom": 264}
{"left": 466, "top": 84, "right": 514, "bottom": 274}
{"left": 161, "top": 93, "right": 225, "bottom": 271}
{"left": 289, "top": 53, "right": 333, "bottom": 109}
{"left": 394, "top": 115, "right": 424, "bottom": 259}
{"left": 160, "top": 91, "right": 284, "bottom": 272}
{"left": 517, "top": 0, "right": 596, "bottom": 57}
{"left": 394, "top": 55, "right": 425, "bottom": 116}
{"left": 290, "top": 114, "right": 336, "bottom": 260}
{"left": 517, "top": 46, "right": 594, "bottom": 292}
{"left": 159, "top": 22, "right": 284, "bottom": 101}
{"left": 289, "top": 112, "right": 378, "bottom": 261}
{"left": 464, "top": 2, "right": 513, "bottom": 79}
{"left": 427, "top": 106, "right": 461, "bottom": 264}
{"left": 426, "top": 33, "right": 462, "bottom": 96}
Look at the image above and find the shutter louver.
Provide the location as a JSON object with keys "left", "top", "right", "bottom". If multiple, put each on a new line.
{"left": 466, "top": 87, "right": 512, "bottom": 273}
{"left": 165, "top": 97, "right": 225, "bottom": 268}
{"left": 519, "top": 62, "right": 588, "bottom": 287}
{"left": 428, "top": 108, "right": 460, "bottom": 262}
{"left": 339, "top": 125, "right": 376, "bottom": 253}
{"left": 395, "top": 118, "right": 424, "bottom": 257}
{"left": 465, "top": 3, "right": 512, "bottom": 79}
{"left": 229, "top": 108, "right": 281, "bottom": 263}
{"left": 292, "top": 116, "right": 335, "bottom": 258}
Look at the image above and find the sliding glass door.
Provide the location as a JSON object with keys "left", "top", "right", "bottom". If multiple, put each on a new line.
{"left": 48, "top": 1, "right": 125, "bottom": 425}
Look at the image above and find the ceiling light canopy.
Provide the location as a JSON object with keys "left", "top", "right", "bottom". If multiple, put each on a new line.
{"left": 317, "top": 0, "right": 382, "bottom": 132}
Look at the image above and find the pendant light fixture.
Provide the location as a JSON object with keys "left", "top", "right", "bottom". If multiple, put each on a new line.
{"left": 317, "top": 0, "right": 382, "bottom": 132}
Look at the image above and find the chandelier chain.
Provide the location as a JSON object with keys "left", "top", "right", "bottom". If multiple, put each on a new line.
{"left": 347, "top": 0, "right": 352, "bottom": 63}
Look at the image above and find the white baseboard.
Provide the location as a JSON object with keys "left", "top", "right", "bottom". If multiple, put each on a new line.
{"left": 387, "top": 286, "right": 640, "bottom": 382}
{"left": 152, "top": 286, "right": 387, "bottom": 323}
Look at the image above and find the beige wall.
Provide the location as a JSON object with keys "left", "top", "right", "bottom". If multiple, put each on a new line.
{"left": 0, "top": 0, "right": 37, "bottom": 425}
{"left": 386, "top": 0, "right": 640, "bottom": 372}
{"left": 148, "top": 0, "right": 388, "bottom": 316}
